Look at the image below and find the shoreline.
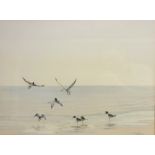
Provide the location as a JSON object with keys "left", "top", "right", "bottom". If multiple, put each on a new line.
{"left": 0, "top": 124, "right": 153, "bottom": 135}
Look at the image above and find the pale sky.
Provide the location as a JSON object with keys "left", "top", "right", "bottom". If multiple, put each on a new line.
{"left": 0, "top": 21, "right": 155, "bottom": 86}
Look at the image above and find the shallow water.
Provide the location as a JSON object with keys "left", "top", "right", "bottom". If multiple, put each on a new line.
{"left": 0, "top": 86, "right": 154, "bottom": 134}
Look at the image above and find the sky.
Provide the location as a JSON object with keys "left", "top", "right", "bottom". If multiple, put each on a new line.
{"left": 0, "top": 21, "right": 155, "bottom": 86}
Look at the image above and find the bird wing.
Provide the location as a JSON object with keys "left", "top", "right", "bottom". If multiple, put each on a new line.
{"left": 67, "top": 79, "right": 77, "bottom": 90}
{"left": 34, "top": 113, "right": 39, "bottom": 117}
{"left": 22, "top": 77, "right": 32, "bottom": 85}
{"left": 56, "top": 101, "right": 63, "bottom": 107}
{"left": 109, "top": 114, "right": 116, "bottom": 117}
{"left": 23, "top": 78, "right": 44, "bottom": 87}
{"left": 81, "top": 116, "right": 86, "bottom": 120}
{"left": 55, "top": 78, "right": 66, "bottom": 90}
{"left": 41, "top": 114, "right": 46, "bottom": 120}
{"left": 35, "top": 84, "right": 45, "bottom": 87}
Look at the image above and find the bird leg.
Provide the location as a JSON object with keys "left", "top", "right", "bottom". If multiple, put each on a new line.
{"left": 82, "top": 120, "right": 83, "bottom": 125}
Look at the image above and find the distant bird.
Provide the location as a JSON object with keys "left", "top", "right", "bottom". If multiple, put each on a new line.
{"left": 22, "top": 77, "right": 45, "bottom": 89}
{"left": 73, "top": 116, "right": 82, "bottom": 127}
{"left": 105, "top": 111, "right": 116, "bottom": 120}
{"left": 34, "top": 113, "right": 46, "bottom": 121}
{"left": 55, "top": 78, "right": 77, "bottom": 95}
{"left": 80, "top": 116, "right": 87, "bottom": 125}
{"left": 48, "top": 98, "right": 63, "bottom": 109}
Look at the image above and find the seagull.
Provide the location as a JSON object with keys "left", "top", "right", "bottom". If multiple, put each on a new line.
{"left": 48, "top": 98, "right": 63, "bottom": 109}
{"left": 80, "top": 116, "right": 87, "bottom": 125}
{"left": 55, "top": 78, "right": 77, "bottom": 95}
{"left": 105, "top": 111, "right": 116, "bottom": 120}
{"left": 34, "top": 113, "right": 46, "bottom": 121}
{"left": 73, "top": 116, "right": 82, "bottom": 127}
{"left": 22, "top": 77, "right": 45, "bottom": 89}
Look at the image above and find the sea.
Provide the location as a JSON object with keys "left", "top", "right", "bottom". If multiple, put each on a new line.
{"left": 0, "top": 86, "right": 154, "bottom": 135}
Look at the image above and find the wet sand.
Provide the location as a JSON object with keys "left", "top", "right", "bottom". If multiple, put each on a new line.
{"left": 0, "top": 86, "right": 154, "bottom": 135}
{"left": 0, "top": 124, "right": 153, "bottom": 135}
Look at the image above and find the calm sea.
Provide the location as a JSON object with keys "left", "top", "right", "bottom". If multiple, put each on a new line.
{"left": 0, "top": 86, "right": 154, "bottom": 134}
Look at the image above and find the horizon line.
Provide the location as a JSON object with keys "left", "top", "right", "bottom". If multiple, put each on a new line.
{"left": 0, "top": 85, "right": 155, "bottom": 87}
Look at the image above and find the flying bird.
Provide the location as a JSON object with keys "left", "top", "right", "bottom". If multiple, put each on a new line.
{"left": 55, "top": 78, "right": 77, "bottom": 95}
{"left": 34, "top": 113, "right": 46, "bottom": 121}
{"left": 22, "top": 77, "right": 45, "bottom": 89}
{"left": 48, "top": 98, "right": 63, "bottom": 109}
{"left": 105, "top": 111, "right": 116, "bottom": 120}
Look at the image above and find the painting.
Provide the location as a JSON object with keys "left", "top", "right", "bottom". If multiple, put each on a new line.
{"left": 0, "top": 21, "right": 154, "bottom": 134}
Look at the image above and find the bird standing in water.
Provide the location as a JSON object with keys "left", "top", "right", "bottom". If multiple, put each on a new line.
{"left": 105, "top": 111, "right": 116, "bottom": 120}
{"left": 80, "top": 116, "right": 87, "bottom": 125}
{"left": 73, "top": 116, "right": 82, "bottom": 127}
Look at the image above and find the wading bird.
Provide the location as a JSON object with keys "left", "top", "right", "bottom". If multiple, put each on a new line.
{"left": 55, "top": 78, "right": 77, "bottom": 95}
{"left": 105, "top": 111, "right": 116, "bottom": 120}
{"left": 48, "top": 98, "right": 63, "bottom": 109}
{"left": 34, "top": 113, "right": 46, "bottom": 121}
{"left": 73, "top": 116, "right": 82, "bottom": 127}
{"left": 22, "top": 77, "right": 45, "bottom": 89}
{"left": 80, "top": 116, "right": 87, "bottom": 125}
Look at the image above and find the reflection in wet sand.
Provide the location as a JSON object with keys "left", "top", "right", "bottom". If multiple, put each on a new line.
{"left": 0, "top": 86, "right": 154, "bottom": 134}
{"left": 32, "top": 124, "right": 45, "bottom": 131}
{"left": 104, "top": 123, "right": 116, "bottom": 129}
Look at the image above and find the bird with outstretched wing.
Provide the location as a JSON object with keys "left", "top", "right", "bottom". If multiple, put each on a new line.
{"left": 34, "top": 113, "right": 46, "bottom": 121}
{"left": 22, "top": 77, "right": 44, "bottom": 89}
{"left": 48, "top": 98, "right": 63, "bottom": 109}
{"left": 55, "top": 78, "right": 76, "bottom": 95}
